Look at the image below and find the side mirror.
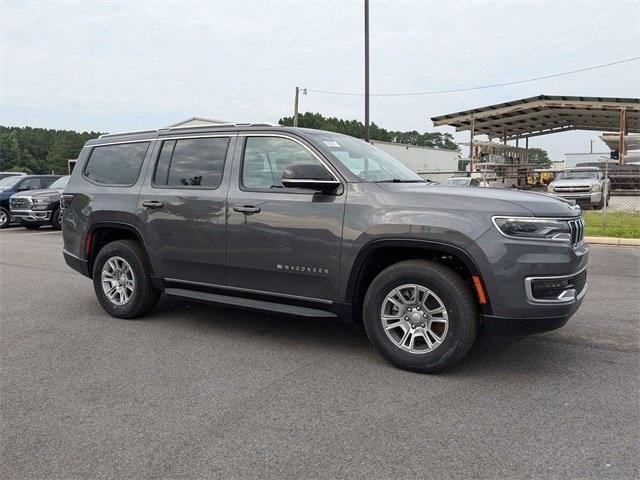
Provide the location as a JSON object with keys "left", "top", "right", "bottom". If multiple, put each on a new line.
{"left": 17, "top": 185, "right": 30, "bottom": 191}
{"left": 282, "top": 163, "right": 340, "bottom": 194}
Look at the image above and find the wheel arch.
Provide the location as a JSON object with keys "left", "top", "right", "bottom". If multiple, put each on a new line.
{"left": 86, "top": 222, "right": 151, "bottom": 278}
{"left": 345, "top": 238, "right": 493, "bottom": 320}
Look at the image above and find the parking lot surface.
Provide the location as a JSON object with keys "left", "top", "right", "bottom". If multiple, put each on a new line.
{"left": 1, "top": 227, "right": 639, "bottom": 480}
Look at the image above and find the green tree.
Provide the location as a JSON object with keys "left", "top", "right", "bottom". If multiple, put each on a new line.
{"left": 279, "top": 112, "right": 458, "bottom": 151}
{"left": 0, "top": 132, "right": 22, "bottom": 170}
{"left": 526, "top": 147, "right": 552, "bottom": 168}
{"left": 0, "top": 126, "right": 100, "bottom": 174}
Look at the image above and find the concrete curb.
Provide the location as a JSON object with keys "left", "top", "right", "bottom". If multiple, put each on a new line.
{"left": 585, "top": 236, "right": 640, "bottom": 246}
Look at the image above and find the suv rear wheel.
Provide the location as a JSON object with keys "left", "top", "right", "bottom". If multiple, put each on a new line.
{"left": 92, "top": 239, "right": 160, "bottom": 319}
{"left": 363, "top": 259, "right": 477, "bottom": 373}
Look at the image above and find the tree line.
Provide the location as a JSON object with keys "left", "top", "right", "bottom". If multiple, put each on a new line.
{"left": 0, "top": 126, "right": 100, "bottom": 174}
{"left": 279, "top": 112, "right": 459, "bottom": 151}
{"left": 1, "top": 117, "right": 549, "bottom": 174}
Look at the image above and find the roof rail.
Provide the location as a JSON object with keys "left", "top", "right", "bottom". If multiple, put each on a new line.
{"left": 161, "top": 122, "right": 282, "bottom": 132}
{"left": 99, "top": 122, "right": 283, "bottom": 139}
{"left": 98, "top": 129, "right": 158, "bottom": 139}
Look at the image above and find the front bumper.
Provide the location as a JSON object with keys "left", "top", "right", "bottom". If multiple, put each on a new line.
{"left": 11, "top": 209, "right": 52, "bottom": 223}
{"left": 471, "top": 225, "right": 589, "bottom": 336}
{"left": 552, "top": 191, "right": 601, "bottom": 204}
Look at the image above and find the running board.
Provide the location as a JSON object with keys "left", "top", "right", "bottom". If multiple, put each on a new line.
{"left": 164, "top": 287, "right": 336, "bottom": 318}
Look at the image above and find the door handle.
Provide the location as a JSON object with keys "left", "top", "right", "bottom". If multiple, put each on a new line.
{"left": 142, "top": 200, "right": 164, "bottom": 208}
{"left": 233, "top": 205, "right": 261, "bottom": 215}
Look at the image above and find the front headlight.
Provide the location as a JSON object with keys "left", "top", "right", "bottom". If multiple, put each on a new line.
{"left": 493, "top": 216, "right": 571, "bottom": 242}
{"left": 31, "top": 198, "right": 50, "bottom": 210}
{"left": 591, "top": 183, "right": 601, "bottom": 192}
{"left": 547, "top": 184, "right": 554, "bottom": 192}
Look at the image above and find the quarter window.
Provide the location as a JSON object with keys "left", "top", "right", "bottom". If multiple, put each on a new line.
{"left": 154, "top": 137, "right": 229, "bottom": 188}
{"left": 84, "top": 142, "right": 150, "bottom": 185}
{"left": 242, "top": 136, "right": 326, "bottom": 190}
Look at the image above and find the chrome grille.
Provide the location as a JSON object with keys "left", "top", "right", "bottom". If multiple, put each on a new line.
{"left": 568, "top": 218, "right": 584, "bottom": 246}
{"left": 554, "top": 186, "right": 590, "bottom": 193}
{"left": 10, "top": 197, "right": 32, "bottom": 209}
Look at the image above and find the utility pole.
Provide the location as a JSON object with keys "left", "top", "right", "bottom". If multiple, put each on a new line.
{"left": 293, "top": 86, "right": 300, "bottom": 127}
{"left": 364, "top": 0, "right": 370, "bottom": 142}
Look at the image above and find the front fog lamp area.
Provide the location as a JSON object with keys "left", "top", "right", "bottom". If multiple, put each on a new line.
{"left": 531, "top": 278, "right": 574, "bottom": 300}
{"left": 493, "top": 217, "right": 571, "bottom": 242}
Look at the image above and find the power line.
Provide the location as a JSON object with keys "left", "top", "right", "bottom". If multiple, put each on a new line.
{"left": 306, "top": 57, "right": 640, "bottom": 97}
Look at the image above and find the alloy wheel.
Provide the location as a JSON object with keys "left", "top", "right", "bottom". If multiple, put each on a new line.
{"left": 101, "top": 256, "right": 135, "bottom": 306}
{"left": 381, "top": 284, "right": 449, "bottom": 354}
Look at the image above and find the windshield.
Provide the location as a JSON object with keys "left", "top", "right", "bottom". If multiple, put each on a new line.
{"left": 311, "top": 132, "right": 424, "bottom": 182}
{"left": 49, "top": 176, "right": 70, "bottom": 189}
{"left": 445, "top": 177, "right": 470, "bottom": 185}
{"left": 0, "top": 176, "right": 22, "bottom": 189}
{"left": 557, "top": 170, "right": 599, "bottom": 180}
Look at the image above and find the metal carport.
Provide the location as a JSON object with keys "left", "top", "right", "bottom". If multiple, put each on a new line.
{"left": 431, "top": 95, "right": 640, "bottom": 166}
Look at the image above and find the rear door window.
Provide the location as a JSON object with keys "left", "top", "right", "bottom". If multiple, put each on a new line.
{"left": 153, "top": 137, "right": 230, "bottom": 188}
{"left": 84, "top": 142, "right": 150, "bottom": 186}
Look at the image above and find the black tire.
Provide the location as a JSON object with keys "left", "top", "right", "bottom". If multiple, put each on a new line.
{"left": 50, "top": 206, "right": 62, "bottom": 230}
{"left": 92, "top": 239, "right": 160, "bottom": 319}
{"left": 0, "top": 207, "right": 11, "bottom": 229}
{"left": 23, "top": 224, "right": 41, "bottom": 230}
{"left": 362, "top": 259, "right": 478, "bottom": 373}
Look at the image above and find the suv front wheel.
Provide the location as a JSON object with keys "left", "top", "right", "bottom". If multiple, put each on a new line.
{"left": 92, "top": 239, "right": 160, "bottom": 319}
{"left": 363, "top": 259, "right": 477, "bottom": 373}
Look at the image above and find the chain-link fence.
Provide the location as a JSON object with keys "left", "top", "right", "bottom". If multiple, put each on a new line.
{"left": 418, "top": 165, "right": 640, "bottom": 238}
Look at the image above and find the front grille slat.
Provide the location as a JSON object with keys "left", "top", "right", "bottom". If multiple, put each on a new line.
{"left": 568, "top": 218, "right": 584, "bottom": 246}
{"left": 10, "top": 197, "right": 32, "bottom": 209}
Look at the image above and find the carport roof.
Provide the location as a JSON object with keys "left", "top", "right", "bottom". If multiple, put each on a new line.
{"left": 431, "top": 95, "right": 640, "bottom": 140}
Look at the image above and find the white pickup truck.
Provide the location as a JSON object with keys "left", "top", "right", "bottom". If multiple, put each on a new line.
{"left": 548, "top": 167, "right": 610, "bottom": 209}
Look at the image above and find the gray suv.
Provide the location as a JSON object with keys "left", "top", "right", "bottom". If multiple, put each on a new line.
{"left": 62, "top": 124, "right": 588, "bottom": 372}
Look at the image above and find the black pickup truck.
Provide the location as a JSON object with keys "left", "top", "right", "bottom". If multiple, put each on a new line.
{"left": 9, "top": 175, "right": 69, "bottom": 230}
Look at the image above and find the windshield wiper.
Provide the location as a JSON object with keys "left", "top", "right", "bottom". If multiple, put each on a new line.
{"left": 375, "top": 178, "right": 426, "bottom": 183}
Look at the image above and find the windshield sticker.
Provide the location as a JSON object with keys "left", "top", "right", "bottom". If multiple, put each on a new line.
{"left": 323, "top": 141, "right": 340, "bottom": 148}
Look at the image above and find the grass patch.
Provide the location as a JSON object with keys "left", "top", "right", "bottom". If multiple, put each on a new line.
{"left": 583, "top": 211, "right": 640, "bottom": 238}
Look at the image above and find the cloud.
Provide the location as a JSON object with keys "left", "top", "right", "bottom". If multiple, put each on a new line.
{"left": 1, "top": 0, "right": 638, "bottom": 160}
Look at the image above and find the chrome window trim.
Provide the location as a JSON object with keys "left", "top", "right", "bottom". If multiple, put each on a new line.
{"left": 524, "top": 265, "right": 588, "bottom": 304}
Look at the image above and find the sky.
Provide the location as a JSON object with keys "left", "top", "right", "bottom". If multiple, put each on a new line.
{"left": 1, "top": 0, "right": 639, "bottom": 161}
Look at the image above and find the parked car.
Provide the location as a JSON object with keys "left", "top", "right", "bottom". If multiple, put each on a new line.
{"left": 0, "top": 172, "right": 27, "bottom": 181}
{"left": 10, "top": 175, "right": 70, "bottom": 230}
{"left": 0, "top": 175, "right": 62, "bottom": 229}
{"left": 62, "top": 125, "right": 588, "bottom": 373}
{"left": 444, "top": 176, "right": 491, "bottom": 187}
{"left": 547, "top": 167, "right": 610, "bottom": 209}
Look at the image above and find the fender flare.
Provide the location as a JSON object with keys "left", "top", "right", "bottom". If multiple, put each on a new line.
{"left": 345, "top": 238, "right": 492, "bottom": 314}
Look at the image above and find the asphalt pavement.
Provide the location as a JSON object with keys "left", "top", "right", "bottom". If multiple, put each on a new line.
{"left": 1, "top": 226, "right": 639, "bottom": 479}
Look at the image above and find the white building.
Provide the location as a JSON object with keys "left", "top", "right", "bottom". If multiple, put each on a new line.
{"left": 564, "top": 152, "right": 610, "bottom": 168}
{"left": 370, "top": 140, "right": 459, "bottom": 172}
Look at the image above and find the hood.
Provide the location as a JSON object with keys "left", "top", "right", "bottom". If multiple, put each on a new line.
{"left": 11, "top": 188, "right": 62, "bottom": 200}
{"left": 377, "top": 183, "right": 581, "bottom": 217}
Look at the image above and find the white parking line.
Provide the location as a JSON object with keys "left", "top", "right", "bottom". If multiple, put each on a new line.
{"left": 24, "top": 230, "right": 61, "bottom": 236}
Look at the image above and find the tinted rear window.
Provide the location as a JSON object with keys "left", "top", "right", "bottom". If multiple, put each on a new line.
{"left": 84, "top": 142, "right": 150, "bottom": 185}
{"left": 154, "top": 137, "right": 229, "bottom": 188}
